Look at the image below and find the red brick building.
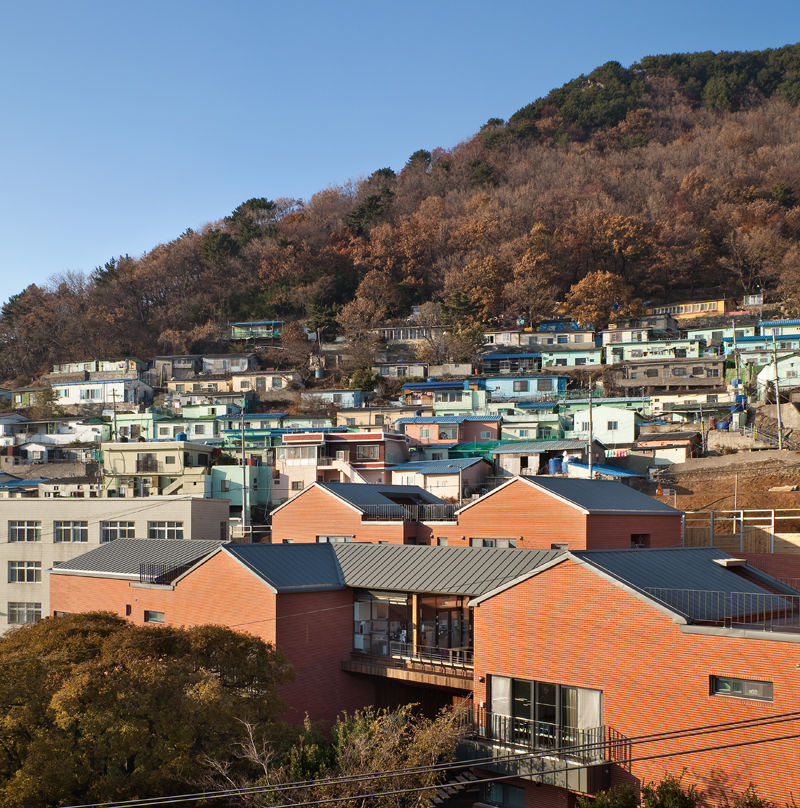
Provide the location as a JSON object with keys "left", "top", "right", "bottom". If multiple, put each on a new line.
{"left": 270, "top": 481, "right": 454, "bottom": 545}
{"left": 451, "top": 476, "right": 683, "bottom": 550}
{"left": 467, "top": 547, "right": 800, "bottom": 807}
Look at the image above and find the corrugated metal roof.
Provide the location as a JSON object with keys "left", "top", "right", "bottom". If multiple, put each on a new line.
{"left": 490, "top": 440, "right": 589, "bottom": 454}
{"left": 389, "top": 457, "right": 486, "bottom": 474}
{"left": 225, "top": 543, "right": 346, "bottom": 592}
{"left": 759, "top": 319, "right": 800, "bottom": 327}
{"left": 566, "top": 462, "right": 643, "bottom": 478}
{"left": 401, "top": 381, "right": 467, "bottom": 390}
{"left": 51, "top": 539, "right": 223, "bottom": 577}
{"left": 514, "top": 402, "right": 560, "bottom": 410}
{"left": 526, "top": 477, "right": 680, "bottom": 514}
{"left": 396, "top": 416, "right": 501, "bottom": 424}
{"left": 333, "top": 544, "right": 563, "bottom": 595}
{"left": 318, "top": 482, "right": 445, "bottom": 508}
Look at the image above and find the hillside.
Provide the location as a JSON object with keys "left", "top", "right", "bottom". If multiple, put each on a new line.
{"left": 4, "top": 44, "right": 800, "bottom": 380}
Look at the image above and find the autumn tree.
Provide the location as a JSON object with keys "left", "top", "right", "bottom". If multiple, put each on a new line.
{"left": 0, "top": 612, "right": 291, "bottom": 808}
{"left": 562, "top": 270, "right": 641, "bottom": 329}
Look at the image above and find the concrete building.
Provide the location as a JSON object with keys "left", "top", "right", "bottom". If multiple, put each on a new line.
{"left": 1, "top": 496, "right": 228, "bottom": 632}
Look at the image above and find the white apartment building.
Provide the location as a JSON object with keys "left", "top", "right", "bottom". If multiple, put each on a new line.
{"left": 0, "top": 496, "right": 229, "bottom": 632}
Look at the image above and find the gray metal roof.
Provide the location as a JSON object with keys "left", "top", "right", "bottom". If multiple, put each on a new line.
{"left": 318, "top": 482, "right": 445, "bottom": 508}
{"left": 225, "top": 543, "right": 346, "bottom": 592}
{"left": 574, "top": 547, "right": 791, "bottom": 621}
{"left": 51, "top": 539, "right": 223, "bottom": 577}
{"left": 332, "top": 544, "right": 563, "bottom": 596}
{"left": 525, "top": 476, "right": 680, "bottom": 514}
{"left": 389, "top": 457, "right": 486, "bottom": 474}
{"left": 396, "top": 416, "right": 502, "bottom": 424}
{"left": 490, "top": 440, "right": 591, "bottom": 454}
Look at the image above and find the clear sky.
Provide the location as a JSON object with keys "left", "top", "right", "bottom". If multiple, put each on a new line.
{"left": 0, "top": 0, "right": 799, "bottom": 307}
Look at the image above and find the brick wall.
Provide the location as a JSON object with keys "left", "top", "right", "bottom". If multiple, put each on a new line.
{"left": 585, "top": 514, "right": 682, "bottom": 549}
{"left": 472, "top": 559, "right": 800, "bottom": 806}
{"left": 51, "top": 551, "right": 373, "bottom": 726}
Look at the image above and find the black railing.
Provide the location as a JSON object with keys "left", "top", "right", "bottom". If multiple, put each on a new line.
{"left": 388, "top": 641, "right": 473, "bottom": 667}
{"left": 468, "top": 706, "right": 630, "bottom": 765}
{"left": 361, "top": 503, "right": 457, "bottom": 522}
{"left": 139, "top": 562, "right": 195, "bottom": 585}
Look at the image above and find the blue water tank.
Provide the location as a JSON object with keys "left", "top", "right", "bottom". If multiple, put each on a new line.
{"left": 735, "top": 394, "right": 747, "bottom": 404}
{"left": 548, "top": 457, "right": 562, "bottom": 475}
{"left": 175, "top": 432, "right": 188, "bottom": 441}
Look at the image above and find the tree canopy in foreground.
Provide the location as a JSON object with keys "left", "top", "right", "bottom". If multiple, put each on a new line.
{"left": 0, "top": 612, "right": 292, "bottom": 808}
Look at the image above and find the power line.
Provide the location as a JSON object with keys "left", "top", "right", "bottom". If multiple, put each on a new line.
{"left": 60, "top": 711, "right": 800, "bottom": 808}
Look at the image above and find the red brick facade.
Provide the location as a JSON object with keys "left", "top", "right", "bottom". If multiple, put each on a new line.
{"left": 50, "top": 551, "right": 370, "bottom": 725}
{"left": 472, "top": 558, "right": 800, "bottom": 806}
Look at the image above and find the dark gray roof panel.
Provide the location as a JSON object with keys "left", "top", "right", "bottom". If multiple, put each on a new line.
{"left": 527, "top": 477, "right": 680, "bottom": 515}
{"left": 574, "top": 547, "right": 789, "bottom": 621}
{"left": 224, "top": 543, "right": 346, "bottom": 592}
{"left": 319, "top": 482, "right": 446, "bottom": 508}
{"left": 333, "top": 544, "right": 563, "bottom": 596}
{"left": 52, "top": 539, "right": 223, "bottom": 576}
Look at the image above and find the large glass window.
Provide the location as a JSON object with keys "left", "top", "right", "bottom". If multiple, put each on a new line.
{"left": 54, "top": 521, "right": 88, "bottom": 543}
{"left": 8, "top": 521, "right": 41, "bottom": 542}
{"left": 354, "top": 592, "right": 412, "bottom": 656}
{"left": 356, "top": 445, "right": 380, "bottom": 460}
{"left": 489, "top": 675, "right": 601, "bottom": 750}
{"left": 710, "top": 675, "right": 772, "bottom": 702}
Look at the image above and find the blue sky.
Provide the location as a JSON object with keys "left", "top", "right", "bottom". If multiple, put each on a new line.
{"left": 0, "top": 0, "right": 799, "bottom": 307}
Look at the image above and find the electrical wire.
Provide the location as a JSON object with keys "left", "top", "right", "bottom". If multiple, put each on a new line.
{"left": 59, "top": 711, "right": 800, "bottom": 808}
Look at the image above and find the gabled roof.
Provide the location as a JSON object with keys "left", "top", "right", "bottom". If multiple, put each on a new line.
{"left": 456, "top": 475, "right": 679, "bottom": 516}
{"left": 50, "top": 539, "right": 223, "bottom": 579}
{"left": 332, "top": 544, "right": 562, "bottom": 596}
{"left": 388, "top": 457, "right": 487, "bottom": 474}
{"left": 318, "top": 482, "right": 445, "bottom": 508}
{"left": 54, "top": 540, "right": 564, "bottom": 598}
{"left": 470, "top": 547, "right": 794, "bottom": 621}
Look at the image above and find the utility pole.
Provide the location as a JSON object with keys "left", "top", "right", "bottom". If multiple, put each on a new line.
{"left": 587, "top": 379, "right": 594, "bottom": 479}
{"left": 772, "top": 332, "right": 784, "bottom": 450}
{"left": 731, "top": 318, "right": 740, "bottom": 387}
{"left": 241, "top": 396, "right": 248, "bottom": 530}
{"left": 111, "top": 389, "right": 118, "bottom": 441}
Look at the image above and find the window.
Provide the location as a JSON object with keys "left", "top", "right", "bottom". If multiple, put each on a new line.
{"left": 346, "top": 418, "right": 356, "bottom": 427}
{"left": 536, "top": 379, "right": 553, "bottom": 391}
{"left": 489, "top": 675, "right": 601, "bottom": 749}
{"left": 710, "top": 675, "right": 773, "bottom": 702}
{"left": 220, "top": 479, "right": 230, "bottom": 492}
{"left": 513, "top": 381, "right": 529, "bottom": 392}
{"left": 645, "top": 369, "right": 659, "bottom": 378}
{"left": 8, "top": 521, "right": 41, "bottom": 542}
{"left": 8, "top": 561, "right": 41, "bottom": 583}
{"left": 471, "top": 538, "right": 516, "bottom": 548}
{"left": 147, "top": 521, "right": 184, "bottom": 540}
{"left": 79, "top": 388, "right": 101, "bottom": 400}
{"left": 316, "top": 535, "right": 353, "bottom": 543}
{"left": 100, "top": 521, "right": 135, "bottom": 543}
{"left": 706, "top": 369, "right": 720, "bottom": 377}
{"left": 7, "top": 602, "right": 41, "bottom": 624}
{"left": 374, "top": 414, "right": 384, "bottom": 426}
{"left": 194, "top": 424, "right": 206, "bottom": 435}
{"left": 420, "top": 428, "right": 430, "bottom": 438}
{"left": 158, "top": 426, "right": 170, "bottom": 436}
{"left": 672, "top": 368, "right": 686, "bottom": 376}
{"left": 482, "top": 783, "right": 524, "bottom": 808}
{"left": 164, "top": 455, "right": 176, "bottom": 465}
{"left": 144, "top": 610, "right": 165, "bottom": 624}
{"left": 607, "top": 421, "right": 619, "bottom": 431}
{"left": 357, "top": 445, "right": 380, "bottom": 460}
{"left": 291, "top": 481, "right": 304, "bottom": 491}
{"left": 630, "top": 534, "right": 650, "bottom": 549}
{"left": 480, "top": 430, "right": 491, "bottom": 439}
{"left": 437, "top": 537, "right": 449, "bottom": 546}
{"left": 54, "top": 521, "right": 88, "bottom": 543}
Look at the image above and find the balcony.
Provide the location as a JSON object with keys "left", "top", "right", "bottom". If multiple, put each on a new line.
{"left": 459, "top": 707, "right": 629, "bottom": 794}
{"left": 360, "top": 503, "right": 457, "bottom": 522}
{"left": 341, "top": 641, "right": 473, "bottom": 689}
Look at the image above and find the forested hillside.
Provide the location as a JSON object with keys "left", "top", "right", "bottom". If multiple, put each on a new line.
{"left": 5, "top": 44, "right": 800, "bottom": 380}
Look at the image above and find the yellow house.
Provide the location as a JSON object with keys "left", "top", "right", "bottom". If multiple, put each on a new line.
{"left": 165, "top": 375, "right": 234, "bottom": 395}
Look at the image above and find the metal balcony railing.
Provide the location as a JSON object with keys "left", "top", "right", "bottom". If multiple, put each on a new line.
{"left": 467, "top": 707, "right": 629, "bottom": 765}
{"left": 388, "top": 641, "right": 473, "bottom": 668}
{"left": 643, "top": 587, "right": 800, "bottom": 630}
{"left": 361, "top": 503, "right": 457, "bottom": 522}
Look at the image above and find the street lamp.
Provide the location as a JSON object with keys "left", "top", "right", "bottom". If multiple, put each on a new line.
{"left": 448, "top": 463, "right": 463, "bottom": 508}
